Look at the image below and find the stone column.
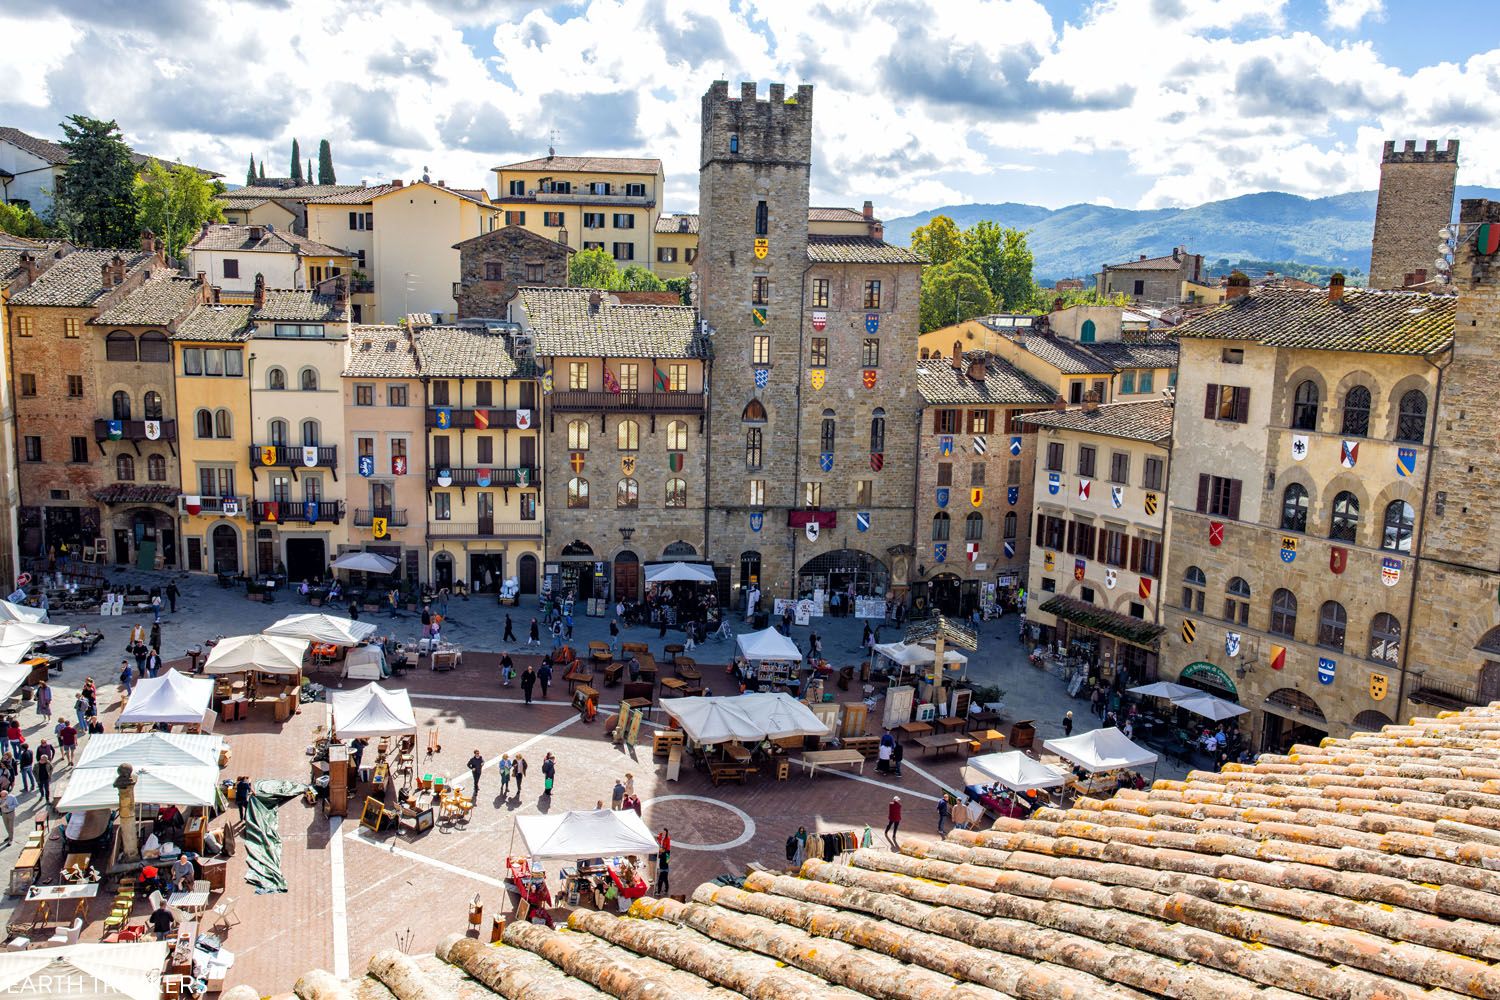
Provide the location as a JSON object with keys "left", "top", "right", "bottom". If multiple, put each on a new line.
{"left": 114, "top": 764, "right": 139, "bottom": 862}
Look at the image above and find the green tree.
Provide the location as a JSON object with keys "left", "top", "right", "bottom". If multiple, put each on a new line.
{"left": 616, "top": 265, "right": 666, "bottom": 291}
{"left": 290, "top": 139, "right": 302, "bottom": 182}
{"left": 134, "top": 161, "right": 226, "bottom": 259}
{"left": 0, "top": 202, "right": 50, "bottom": 239}
{"left": 908, "top": 214, "right": 964, "bottom": 267}
{"left": 665, "top": 276, "right": 693, "bottom": 305}
{"left": 317, "top": 140, "right": 336, "bottom": 185}
{"left": 568, "top": 247, "right": 619, "bottom": 288}
{"left": 919, "top": 257, "right": 995, "bottom": 333}
{"left": 307, "top": 158, "right": 313, "bottom": 184}
{"left": 245, "top": 155, "right": 256, "bottom": 187}
{"left": 54, "top": 115, "right": 137, "bottom": 247}
{"left": 258, "top": 160, "right": 265, "bottom": 181}
{"left": 962, "top": 220, "right": 1035, "bottom": 310}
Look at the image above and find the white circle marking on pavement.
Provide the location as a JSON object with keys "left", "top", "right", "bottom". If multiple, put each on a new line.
{"left": 641, "top": 794, "right": 756, "bottom": 850}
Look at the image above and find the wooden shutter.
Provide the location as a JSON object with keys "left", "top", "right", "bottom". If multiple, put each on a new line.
{"left": 1096, "top": 529, "right": 1107, "bottom": 562}
{"left": 1228, "top": 478, "right": 1243, "bottom": 520}
{"left": 1129, "top": 537, "right": 1142, "bottom": 573}
{"left": 933, "top": 410, "right": 942, "bottom": 432}
{"left": 1204, "top": 384, "right": 1219, "bottom": 419}
{"left": 1196, "top": 474, "right": 1210, "bottom": 513}
{"left": 1036, "top": 513, "right": 1046, "bottom": 540}
{"left": 1234, "top": 387, "right": 1250, "bottom": 423}
{"left": 1065, "top": 521, "right": 1075, "bottom": 552}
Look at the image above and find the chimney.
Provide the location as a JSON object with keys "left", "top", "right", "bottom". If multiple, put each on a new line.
{"left": 101, "top": 262, "right": 114, "bottom": 289}
{"left": 1052, "top": 394, "right": 1066, "bottom": 412}
{"left": 196, "top": 270, "right": 207, "bottom": 286}
{"left": 1172, "top": 246, "right": 1182, "bottom": 260}
{"left": 862, "top": 200, "right": 874, "bottom": 221}
{"left": 1408, "top": 267, "right": 1427, "bottom": 287}
{"left": 110, "top": 254, "right": 127, "bottom": 284}
{"left": 1225, "top": 270, "right": 1251, "bottom": 301}
{"left": 437, "top": 180, "right": 446, "bottom": 188}
{"left": 588, "top": 290, "right": 602, "bottom": 314}
{"left": 1051, "top": 297, "right": 1064, "bottom": 314}
{"left": 1327, "top": 272, "right": 1346, "bottom": 302}
{"left": 1139, "top": 254, "right": 1147, "bottom": 261}
{"left": 19, "top": 253, "right": 36, "bottom": 283}
{"left": 871, "top": 220, "right": 883, "bottom": 241}
{"left": 967, "top": 354, "right": 987, "bottom": 380}
{"left": 334, "top": 275, "right": 349, "bottom": 309}
{"left": 1082, "top": 389, "right": 1100, "bottom": 413}
{"left": 140, "top": 229, "right": 157, "bottom": 254}
{"left": 950, "top": 342, "right": 963, "bottom": 370}
{"left": 248, "top": 225, "right": 265, "bottom": 243}
{"left": 391, "top": 179, "right": 403, "bottom": 189}
{"left": 253, "top": 272, "right": 266, "bottom": 309}
{"left": 211, "top": 285, "right": 222, "bottom": 304}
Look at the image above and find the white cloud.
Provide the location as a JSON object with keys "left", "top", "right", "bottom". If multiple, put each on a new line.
{"left": 1325, "top": 0, "right": 1384, "bottom": 31}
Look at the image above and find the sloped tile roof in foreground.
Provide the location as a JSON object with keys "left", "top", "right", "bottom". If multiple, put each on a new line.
{"left": 293, "top": 703, "right": 1500, "bottom": 998}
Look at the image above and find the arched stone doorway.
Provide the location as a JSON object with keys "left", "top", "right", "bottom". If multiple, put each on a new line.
{"left": 211, "top": 523, "right": 239, "bottom": 575}
{"left": 559, "top": 540, "right": 598, "bottom": 601}
{"left": 797, "top": 549, "right": 889, "bottom": 616}
{"left": 1261, "top": 687, "right": 1327, "bottom": 753}
{"left": 518, "top": 554, "right": 538, "bottom": 595}
{"left": 613, "top": 551, "right": 640, "bottom": 604}
{"left": 1352, "top": 709, "right": 1394, "bottom": 733}
{"left": 433, "top": 552, "right": 455, "bottom": 589}
{"left": 1178, "top": 661, "right": 1239, "bottom": 701}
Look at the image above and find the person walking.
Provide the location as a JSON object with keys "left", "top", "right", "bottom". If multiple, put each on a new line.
{"left": 550, "top": 619, "right": 563, "bottom": 651}
{"left": 654, "top": 853, "right": 670, "bottom": 896}
{"left": 512, "top": 755, "right": 527, "bottom": 796}
{"left": 467, "top": 750, "right": 484, "bottom": 796}
{"left": 34, "top": 756, "right": 51, "bottom": 811}
{"left": 1063, "top": 710, "right": 1074, "bottom": 737}
{"left": 520, "top": 665, "right": 537, "bottom": 704}
{"left": 74, "top": 692, "right": 89, "bottom": 730}
{"left": 145, "top": 649, "right": 162, "bottom": 679}
{"left": 151, "top": 594, "right": 163, "bottom": 623}
{"left": 538, "top": 661, "right": 553, "bottom": 700}
{"left": 890, "top": 739, "right": 904, "bottom": 778}
{"left": 611, "top": 777, "right": 625, "bottom": 810}
{"left": 936, "top": 795, "right": 951, "bottom": 836}
{"left": 120, "top": 659, "right": 136, "bottom": 695}
{"left": 564, "top": 611, "right": 574, "bottom": 641}
{"left": 57, "top": 722, "right": 77, "bottom": 766}
{"left": 609, "top": 619, "right": 620, "bottom": 657}
{"left": 541, "top": 753, "right": 556, "bottom": 796}
{"left": 17, "top": 742, "right": 34, "bottom": 793}
{"left": 884, "top": 796, "right": 902, "bottom": 848}
{"left": 528, "top": 618, "right": 540, "bottom": 647}
{"left": 149, "top": 623, "right": 161, "bottom": 653}
{"left": 623, "top": 772, "right": 635, "bottom": 801}
{"left": 165, "top": 582, "right": 179, "bottom": 613}
{"left": 34, "top": 681, "right": 51, "bottom": 722}
{"left": 876, "top": 737, "right": 892, "bottom": 775}
{"left": 499, "top": 652, "right": 515, "bottom": 686}
{"left": 498, "top": 755, "right": 512, "bottom": 797}
{"left": 234, "top": 776, "right": 253, "bottom": 825}
{"left": 0, "top": 787, "right": 17, "bottom": 845}
{"left": 503, "top": 615, "right": 516, "bottom": 644}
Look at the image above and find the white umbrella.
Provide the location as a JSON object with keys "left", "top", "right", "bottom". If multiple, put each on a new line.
{"left": 330, "top": 683, "right": 416, "bottom": 739}
{"left": 662, "top": 697, "right": 766, "bottom": 745}
{"left": 203, "top": 634, "right": 309, "bottom": 675}
{"left": 1128, "top": 681, "right": 1200, "bottom": 699}
{"left": 117, "top": 670, "right": 214, "bottom": 726}
{"left": 734, "top": 692, "right": 830, "bottom": 740}
{"left": 0, "top": 941, "right": 171, "bottom": 1000}
{"left": 264, "top": 613, "right": 378, "bottom": 646}
{"left": 1173, "top": 692, "right": 1249, "bottom": 721}
{"left": 644, "top": 562, "right": 716, "bottom": 584}
{"left": 516, "top": 809, "right": 659, "bottom": 859}
{"left": 1043, "top": 728, "right": 1158, "bottom": 773}
{"left": 331, "top": 551, "right": 399, "bottom": 574}
{"left": 968, "top": 750, "right": 1069, "bottom": 792}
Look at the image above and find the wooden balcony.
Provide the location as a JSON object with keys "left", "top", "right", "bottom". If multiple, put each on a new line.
{"left": 352, "top": 508, "right": 409, "bottom": 527}
{"left": 178, "top": 495, "right": 247, "bottom": 516}
{"left": 94, "top": 419, "right": 177, "bottom": 445}
{"left": 425, "top": 408, "right": 528, "bottom": 430}
{"left": 427, "top": 520, "right": 542, "bottom": 539}
{"left": 426, "top": 467, "right": 539, "bottom": 488}
{"left": 548, "top": 390, "right": 705, "bottom": 414}
{"left": 251, "top": 500, "right": 343, "bottom": 524}
{"left": 250, "top": 444, "right": 339, "bottom": 470}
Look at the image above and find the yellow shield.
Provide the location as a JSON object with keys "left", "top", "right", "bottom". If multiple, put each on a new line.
{"left": 260, "top": 446, "right": 278, "bottom": 467}
{"left": 1180, "top": 618, "right": 1197, "bottom": 643}
{"left": 753, "top": 238, "right": 768, "bottom": 259}
{"left": 621, "top": 455, "right": 636, "bottom": 477}
{"left": 1369, "top": 672, "right": 1388, "bottom": 701}
{"left": 970, "top": 487, "right": 983, "bottom": 507}
{"left": 1043, "top": 551, "right": 1055, "bottom": 572}
{"left": 372, "top": 517, "right": 388, "bottom": 539}
{"left": 810, "top": 368, "right": 825, "bottom": 390}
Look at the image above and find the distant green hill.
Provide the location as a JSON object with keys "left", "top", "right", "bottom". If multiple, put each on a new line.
{"left": 884, "top": 186, "right": 1500, "bottom": 281}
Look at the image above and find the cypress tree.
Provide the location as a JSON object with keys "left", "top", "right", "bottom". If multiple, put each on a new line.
{"left": 258, "top": 160, "right": 265, "bottom": 180}
{"left": 317, "top": 140, "right": 336, "bottom": 185}
{"left": 246, "top": 155, "right": 256, "bottom": 187}
{"left": 290, "top": 139, "right": 302, "bottom": 182}
{"left": 307, "top": 158, "right": 313, "bottom": 183}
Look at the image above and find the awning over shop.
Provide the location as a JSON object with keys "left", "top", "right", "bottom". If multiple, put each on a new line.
{"left": 1039, "top": 595, "right": 1165, "bottom": 647}
{"left": 331, "top": 551, "right": 399, "bottom": 574}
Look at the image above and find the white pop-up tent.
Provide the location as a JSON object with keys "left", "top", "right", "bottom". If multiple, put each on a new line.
{"left": 515, "top": 808, "right": 659, "bottom": 860}
{"left": 0, "top": 663, "right": 30, "bottom": 704}
{"left": 873, "top": 640, "right": 968, "bottom": 668}
{"left": 265, "top": 613, "right": 378, "bottom": 646}
{"left": 116, "top": 670, "right": 214, "bottom": 727}
{"left": 0, "top": 619, "right": 68, "bottom": 664}
{"left": 203, "top": 634, "right": 310, "bottom": 675}
{"left": 0, "top": 598, "right": 47, "bottom": 624}
{"left": 644, "top": 561, "right": 717, "bottom": 584}
{"left": 0, "top": 941, "right": 170, "bottom": 1000}
{"left": 968, "top": 750, "right": 1069, "bottom": 792}
{"left": 58, "top": 731, "right": 225, "bottom": 811}
{"left": 1043, "top": 727, "right": 1158, "bottom": 773}
{"left": 331, "top": 551, "right": 399, "bottom": 574}
{"left": 736, "top": 626, "right": 803, "bottom": 663}
{"left": 330, "top": 682, "right": 416, "bottom": 739}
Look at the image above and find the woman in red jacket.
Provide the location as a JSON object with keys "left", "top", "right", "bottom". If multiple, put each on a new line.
{"left": 884, "top": 796, "right": 901, "bottom": 849}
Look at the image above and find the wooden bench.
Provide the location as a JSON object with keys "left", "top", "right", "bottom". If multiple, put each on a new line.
{"left": 799, "top": 749, "right": 866, "bottom": 778}
{"left": 708, "top": 761, "right": 751, "bottom": 786}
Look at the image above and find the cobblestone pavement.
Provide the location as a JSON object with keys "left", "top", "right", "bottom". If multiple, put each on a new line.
{"left": 0, "top": 571, "right": 1186, "bottom": 992}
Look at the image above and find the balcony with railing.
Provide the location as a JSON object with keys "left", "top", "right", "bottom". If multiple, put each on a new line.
{"left": 352, "top": 508, "right": 409, "bottom": 528}
{"left": 426, "top": 467, "right": 539, "bottom": 488}
{"left": 94, "top": 419, "right": 177, "bottom": 444}
{"left": 509, "top": 190, "right": 654, "bottom": 208}
{"left": 251, "top": 500, "right": 344, "bottom": 524}
{"left": 1409, "top": 673, "right": 1484, "bottom": 711}
{"left": 350, "top": 279, "right": 375, "bottom": 294}
{"left": 425, "top": 407, "right": 529, "bottom": 430}
{"left": 178, "top": 495, "right": 247, "bottom": 516}
{"left": 427, "top": 520, "right": 542, "bottom": 539}
{"left": 250, "top": 445, "right": 339, "bottom": 469}
{"left": 547, "top": 390, "right": 705, "bottom": 414}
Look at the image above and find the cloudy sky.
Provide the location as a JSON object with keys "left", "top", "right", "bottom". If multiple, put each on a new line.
{"left": 4, "top": 0, "right": 1497, "bottom": 218}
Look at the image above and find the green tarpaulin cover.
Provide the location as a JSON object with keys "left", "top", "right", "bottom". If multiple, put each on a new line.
{"left": 242, "top": 779, "right": 308, "bottom": 894}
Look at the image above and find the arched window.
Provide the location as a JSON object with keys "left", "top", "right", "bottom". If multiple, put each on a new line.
{"left": 1370, "top": 613, "right": 1401, "bottom": 664}
{"left": 1223, "top": 576, "right": 1250, "bottom": 625}
{"left": 138, "top": 330, "right": 169, "bottom": 362}
{"left": 1382, "top": 500, "right": 1414, "bottom": 552}
{"left": 1182, "top": 565, "right": 1205, "bottom": 612}
{"left": 105, "top": 330, "right": 136, "bottom": 361}
{"left": 820, "top": 408, "right": 835, "bottom": 453}
{"left": 1341, "top": 385, "right": 1371, "bottom": 437}
{"left": 742, "top": 399, "right": 766, "bottom": 422}
{"left": 920, "top": 348, "right": 930, "bottom": 360}
{"left": 1396, "top": 390, "right": 1427, "bottom": 443}
{"left": 616, "top": 420, "right": 639, "bottom": 451}
{"left": 147, "top": 454, "right": 166, "bottom": 481}
{"left": 870, "top": 408, "right": 886, "bottom": 453}
{"left": 214, "top": 409, "right": 232, "bottom": 439}
{"left": 299, "top": 367, "right": 319, "bottom": 391}
{"left": 112, "top": 390, "right": 131, "bottom": 420}
{"left": 964, "top": 512, "right": 983, "bottom": 540}
{"left": 115, "top": 454, "right": 135, "bottom": 481}
{"left": 1270, "top": 588, "right": 1297, "bottom": 637}
{"left": 616, "top": 478, "right": 638, "bottom": 508}
{"left": 143, "top": 391, "right": 163, "bottom": 420}
{"left": 1080, "top": 319, "right": 1096, "bottom": 343}
{"left": 755, "top": 200, "right": 768, "bottom": 236}
{"left": 665, "top": 478, "right": 687, "bottom": 508}
{"left": 267, "top": 367, "right": 286, "bottom": 390}
{"left": 1280, "top": 483, "right": 1309, "bottom": 532}
{"left": 666, "top": 420, "right": 687, "bottom": 450}
{"left": 567, "top": 420, "right": 589, "bottom": 450}
{"left": 932, "top": 512, "right": 950, "bottom": 541}
{"left": 567, "top": 477, "right": 589, "bottom": 508}
{"left": 269, "top": 419, "right": 289, "bottom": 446}
{"left": 1318, "top": 600, "right": 1347, "bottom": 651}
{"left": 745, "top": 428, "right": 762, "bottom": 469}
{"left": 1003, "top": 511, "right": 1017, "bottom": 539}
{"left": 1291, "top": 380, "right": 1319, "bottom": 430}
{"left": 1330, "top": 490, "right": 1359, "bottom": 542}
{"left": 301, "top": 419, "right": 319, "bottom": 447}
{"left": 195, "top": 408, "right": 213, "bottom": 439}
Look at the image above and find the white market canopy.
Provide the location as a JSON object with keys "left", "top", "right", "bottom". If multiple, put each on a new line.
{"left": 516, "top": 808, "right": 659, "bottom": 860}
{"left": 264, "top": 613, "right": 378, "bottom": 647}
{"left": 736, "top": 626, "right": 803, "bottom": 663}
{"left": 0, "top": 941, "right": 170, "bottom": 1000}
{"left": 74, "top": 732, "right": 224, "bottom": 770}
{"left": 330, "top": 682, "right": 416, "bottom": 739}
{"left": 1042, "top": 728, "right": 1158, "bottom": 773}
{"left": 116, "top": 670, "right": 214, "bottom": 726}
{"left": 644, "top": 561, "right": 716, "bottom": 584}
{"left": 968, "top": 750, "right": 1069, "bottom": 792}
{"left": 662, "top": 693, "right": 827, "bottom": 745}
{"left": 58, "top": 764, "right": 219, "bottom": 811}
{"left": 0, "top": 664, "right": 30, "bottom": 704}
{"left": 1173, "top": 692, "right": 1250, "bottom": 721}
{"left": 332, "top": 551, "right": 399, "bottom": 574}
{"left": 0, "top": 598, "right": 47, "bottom": 624}
{"left": 203, "top": 633, "right": 310, "bottom": 675}
{"left": 873, "top": 641, "right": 968, "bottom": 668}
{"left": 734, "top": 692, "right": 830, "bottom": 740}
{"left": 1128, "top": 681, "right": 1200, "bottom": 700}
{"left": 0, "top": 619, "right": 69, "bottom": 664}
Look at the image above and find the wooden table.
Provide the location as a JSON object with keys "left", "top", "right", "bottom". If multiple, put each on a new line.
{"left": 897, "top": 721, "right": 934, "bottom": 741}
{"left": 935, "top": 717, "right": 967, "bottom": 734}
{"left": 973, "top": 729, "right": 1007, "bottom": 752}
{"left": 8, "top": 844, "right": 43, "bottom": 896}
{"left": 914, "top": 732, "right": 978, "bottom": 758}
{"left": 572, "top": 684, "right": 599, "bottom": 715}
{"left": 660, "top": 677, "right": 688, "bottom": 697}
{"left": 968, "top": 710, "right": 1003, "bottom": 732}
{"left": 799, "top": 749, "right": 866, "bottom": 778}
{"left": 721, "top": 743, "right": 751, "bottom": 763}
{"left": 623, "top": 697, "right": 652, "bottom": 718}
{"left": 603, "top": 662, "right": 624, "bottom": 685}
{"left": 563, "top": 667, "right": 594, "bottom": 694}
{"left": 708, "top": 760, "right": 750, "bottom": 786}
{"left": 663, "top": 644, "right": 685, "bottom": 663}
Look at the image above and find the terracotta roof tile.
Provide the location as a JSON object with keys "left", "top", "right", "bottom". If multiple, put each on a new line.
{"left": 344, "top": 325, "right": 419, "bottom": 378}
{"left": 302, "top": 184, "right": 401, "bottom": 205}
{"left": 1008, "top": 334, "right": 1116, "bottom": 374}
{"left": 1174, "top": 287, "right": 1456, "bottom": 355}
{"left": 918, "top": 353, "right": 1056, "bottom": 405}
{"left": 413, "top": 325, "right": 531, "bottom": 378}
{"left": 252, "top": 289, "right": 348, "bottom": 324}
{"left": 187, "top": 224, "right": 348, "bottom": 257}
{"left": 1102, "top": 251, "right": 1196, "bottom": 271}
{"left": 496, "top": 155, "right": 663, "bottom": 175}
{"left": 223, "top": 183, "right": 363, "bottom": 201}
{"left": 1082, "top": 340, "right": 1179, "bottom": 369}
{"left": 91, "top": 274, "right": 201, "bottom": 326}
{"left": 654, "top": 213, "right": 699, "bottom": 235}
{"left": 173, "top": 303, "right": 252, "bottom": 342}
{"left": 518, "top": 286, "right": 704, "bottom": 359}
{"left": 0, "top": 127, "right": 68, "bottom": 164}
{"left": 806, "top": 235, "right": 925, "bottom": 265}
{"left": 808, "top": 206, "right": 872, "bottom": 223}
{"left": 9, "top": 250, "right": 154, "bottom": 307}
{"left": 1019, "top": 399, "right": 1175, "bottom": 443}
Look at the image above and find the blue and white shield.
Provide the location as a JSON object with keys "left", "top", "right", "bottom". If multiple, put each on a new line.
{"left": 477, "top": 469, "right": 492, "bottom": 487}
{"left": 819, "top": 452, "right": 834, "bottom": 473}
{"left": 754, "top": 367, "right": 769, "bottom": 390}
{"left": 865, "top": 313, "right": 880, "bottom": 334}
{"left": 1007, "top": 486, "right": 1019, "bottom": 506}
{"left": 939, "top": 435, "right": 953, "bottom": 456}
{"left": 935, "top": 487, "right": 949, "bottom": 509}
{"left": 1280, "top": 537, "right": 1298, "bottom": 563}
{"left": 1009, "top": 436, "right": 1022, "bottom": 456}
{"left": 1110, "top": 486, "right": 1123, "bottom": 509}
{"left": 1397, "top": 447, "right": 1417, "bottom": 478}
{"left": 305, "top": 502, "right": 318, "bottom": 524}
{"left": 1048, "top": 472, "right": 1060, "bottom": 495}
{"left": 749, "top": 512, "right": 763, "bottom": 532}
{"left": 1225, "top": 632, "right": 1241, "bottom": 658}
{"left": 1003, "top": 540, "right": 1015, "bottom": 559}
{"left": 1317, "top": 657, "right": 1336, "bottom": 685}
{"left": 933, "top": 543, "right": 946, "bottom": 563}
{"left": 358, "top": 456, "right": 375, "bottom": 477}
{"left": 856, "top": 511, "right": 870, "bottom": 532}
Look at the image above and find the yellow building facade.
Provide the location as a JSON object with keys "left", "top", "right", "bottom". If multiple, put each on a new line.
{"left": 492, "top": 156, "right": 664, "bottom": 271}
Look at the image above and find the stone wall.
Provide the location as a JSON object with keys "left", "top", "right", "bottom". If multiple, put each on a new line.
{"left": 455, "top": 228, "right": 569, "bottom": 319}
{"left": 1369, "top": 140, "right": 1459, "bottom": 290}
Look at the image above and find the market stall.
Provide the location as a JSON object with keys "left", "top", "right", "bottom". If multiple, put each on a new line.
{"left": 0, "top": 620, "right": 69, "bottom": 665}
{"left": 342, "top": 645, "right": 389, "bottom": 680}
{"left": 263, "top": 613, "right": 378, "bottom": 647}
{"left": 0, "top": 598, "right": 48, "bottom": 624}
{"left": 872, "top": 640, "right": 968, "bottom": 685}
{"left": 512, "top": 809, "right": 658, "bottom": 912}
{"left": 202, "top": 634, "right": 310, "bottom": 723}
{"left": 961, "top": 750, "right": 1068, "bottom": 820}
{"left": 330, "top": 683, "right": 416, "bottom": 740}
{"left": 0, "top": 663, "right": 29, "bottom": 705}
{"left": 735, "top": 626, "right": 803, "bottom": 689}
{"left": 116, "top": 670, "right": 215, "bottom": 731}
{"left": 642, "top": 561, "right": 720, "bottom": 631}
{"left": 1042, "top": 727, "right": 1159, "bottom": 795}
{"left": 0, "top": 941, "right": 171, "bottom": 1000}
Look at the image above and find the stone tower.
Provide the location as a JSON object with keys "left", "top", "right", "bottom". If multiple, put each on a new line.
{"left": 698, "top": 81, "right": 815, "bottom": 598}
{"left": 1369, "top": 139, "right": 1459, "bottom": 290}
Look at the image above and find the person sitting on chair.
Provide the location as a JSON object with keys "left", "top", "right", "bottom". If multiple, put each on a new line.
{"left": 170, "top": 854, "right": 195, "bottom": 891}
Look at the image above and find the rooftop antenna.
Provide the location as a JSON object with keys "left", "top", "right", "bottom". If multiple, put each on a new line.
{"left": 421, "top": 165, "right": 431, "bottom": 184}
{"left": 548, "top": 129, "right": 559, "bottom": 158}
